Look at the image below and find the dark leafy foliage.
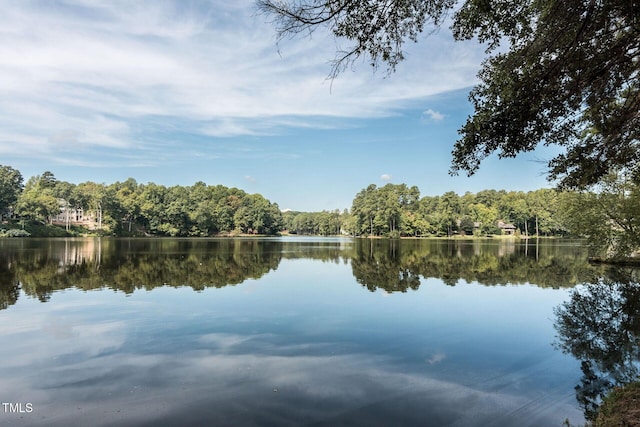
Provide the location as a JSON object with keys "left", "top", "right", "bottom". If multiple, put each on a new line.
{"left": 258, "top": 0, "right": 456, "bottom": 77}
{"left": 0, "top": 165, "right": 23, "bottom": 218}
{"left": 452, "top": 0, "right": 640, "bottom": 188}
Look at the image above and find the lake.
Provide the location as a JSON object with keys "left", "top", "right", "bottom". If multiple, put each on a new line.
{"left": 0, "top": 237, "right": 630, "bottom": 426}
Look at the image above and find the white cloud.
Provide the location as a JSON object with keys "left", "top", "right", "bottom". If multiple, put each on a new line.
{"left": 0, "top": 0, "right": 483, "bottom": 165}
{"left": 244, "top": 175, "right": 256, "bottom": 183}
{"left": 380, "top": 174, "right": 392, "bottom": 181}
{"left": 423, "top": 108, "right": 445, "bottom": 121}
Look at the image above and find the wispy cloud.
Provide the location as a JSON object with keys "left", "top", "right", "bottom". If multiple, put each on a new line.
{"left": 381, "top": 174, "right": 392, "bottom": 181}
{"left": 0, "top": 0, "right": 483, "bottom": 167}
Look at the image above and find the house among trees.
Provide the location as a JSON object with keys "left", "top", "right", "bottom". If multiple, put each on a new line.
{"left": 51, "top": 200, "right": 99, "bottom": 230}
{"left": 497, "top": 221, "right": 517, "bottom": 235}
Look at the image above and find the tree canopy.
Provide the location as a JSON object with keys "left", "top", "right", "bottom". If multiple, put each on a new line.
{"left": 258, "top": 0, "right": 640, "bottom": 188}
{"left": 0, "top": 165, "right": 23, "bottom": 219}
{"left": 561, "top": 170, "right": 640, "bottom": 258}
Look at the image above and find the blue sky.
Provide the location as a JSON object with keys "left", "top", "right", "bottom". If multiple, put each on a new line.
{"left": 1, "top": 0, "right": 562, "bottom": 211}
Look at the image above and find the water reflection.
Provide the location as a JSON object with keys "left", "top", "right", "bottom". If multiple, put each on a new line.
{"left": 0, "top": 237, "right": 600, "bottom": 309}
{"left": 553, "top": 269, "right": 640, "bottom": 421}
{"left": 351, "top": 239, "right": 600, "bottom": 291}
{"left": 0, "top": 237, "right": 592, "bottom": 426}
{"left": 0, "top": 239, "right": 283, "bottom": 306}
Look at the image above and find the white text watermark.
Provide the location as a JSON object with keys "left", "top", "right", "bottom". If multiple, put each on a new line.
{"left": 2, "top": 403, "right": 33, "bottom": 413}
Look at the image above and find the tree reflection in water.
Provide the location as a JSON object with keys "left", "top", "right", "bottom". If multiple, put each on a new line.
{"left": 351, "top": 238, "right": 599, "bottom": 292}
{"left": 554, "top": 269, "right": 640, "bottom": 421}
{"left": 0, "top": 238, "right": 284, "bottom": 306}
{"left": 0, "top": 237, "right": 601, "bottom": 309}
{"left": 351, "top": 239, "right": 421, "bottom": 292}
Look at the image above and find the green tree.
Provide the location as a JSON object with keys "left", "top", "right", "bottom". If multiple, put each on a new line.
{"left": 52, "top": 180, "right": 77, "bottom": 231}
{"left": 75, "top": 182, "right": 111, "bottom": 232}
{"left": 164, "top": 185, "right": 190, "bottom": 236}
{"left": 351, "top": 183, "right": 421, "bottom": 237}
{"left": 260, "top": 0, "right": 640, "bottom": 188}
{"left": 468, "top": 203, "right": 499, "bottom": 235}
{"left": 459, "top": 191, "right": 476, "bottom": 216}
{"left": 186, "top": 182, "right": 216, "bottom": 236}
{"left": 499, "top": 191, "right": 530, "bottom": 236}
{"left": 527, "top": 189, "right": 564, "bottom": 236}
{"left": 417, "top": 195, "right": 439, "bottom": 235}
{"left": 341, "top": 210, "right": 358, "bottom": 236}
{"left": 0, "top": 165, "right": 24, "bottom": 219}
{"left": 459, "top": 215, "right": 475, "bottom": 235}
{"left": 400, "top": 210, "right": 432, "bottom": 237}
{"left": 437, "top": 191, "right": 460, "bottom": 236}
{"left": 234, "top": 194, "right": 282, "bottom": 235}
{"left": 15, "top": 175, "right": 59, "bottom": 223}
{"left": 352, "top": 184, "right": 379, "bottom": 236}
{"left": 38, "top": 171, "right": 57, "bottom": 189}
{"left": 561, "top": 171, "right": 640, "bottom": 258}
{"left": 139, "top": 183, "right": 167, "bottom": 234}
{"left": 216, "top": 188, "right": 245, "bottom": 233}
{"left": 111, "top": 179, "right": 141, "bottom": 234}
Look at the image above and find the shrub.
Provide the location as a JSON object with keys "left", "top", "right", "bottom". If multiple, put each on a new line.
{"left": 5, "top": 229, "right": 31, "bottom": 237}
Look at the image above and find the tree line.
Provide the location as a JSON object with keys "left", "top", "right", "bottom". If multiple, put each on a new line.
{"left": 1, "top": 164, "right": 638, "bottom": 258}
{"left": 347, "top": 183, "right": 568, "bottom": 238}
{"left": 0, "top": 165, "right": 283, "bottom": 236}
{"left": 268, "top": 177, "right": 640, "bottom": 260}
{"left": 225, "top": 182, "right": 573, "bottom": 239}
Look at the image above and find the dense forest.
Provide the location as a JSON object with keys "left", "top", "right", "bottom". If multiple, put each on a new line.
{"left": 1, "top": 165, "right": 562, "bottom": 237}
{"left": 1, "top": 164, "right": 639, "bottom": 257}
{"left": 0, "top": 165, "right": 284, "bottom": 237}
{"left": 284, "top": 184, "right": 570, "bottom": 238}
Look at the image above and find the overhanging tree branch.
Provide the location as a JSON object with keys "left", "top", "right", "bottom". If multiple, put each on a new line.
{"left": 259, "top": 0, "right": 640, "bottom": 188}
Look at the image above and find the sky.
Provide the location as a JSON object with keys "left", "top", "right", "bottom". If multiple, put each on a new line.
{"left": 0, "top": 0, "right": 563, "bottom": 211}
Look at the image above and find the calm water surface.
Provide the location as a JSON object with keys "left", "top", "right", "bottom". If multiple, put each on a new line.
{"left": 0, "top": 237, "right": 622, "bottom": 426}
